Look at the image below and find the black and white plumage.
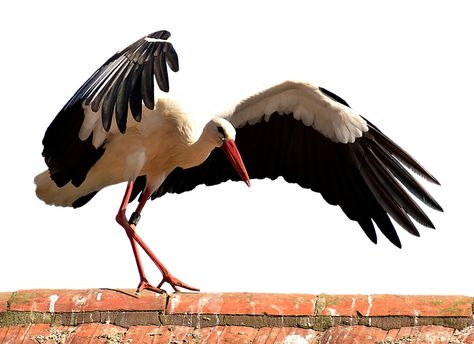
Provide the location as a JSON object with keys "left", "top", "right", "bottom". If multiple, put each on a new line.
{"left": 42, "top": 30, "right": 178, "bottom": 189}
{"left": 65, "top": 29, "right": 178, "bottom": 131}
{"left": 131, "top": 81, "right": 443, "bottom": 249}
{"left": 35, "top": 30, "right": 442, "bottom": 292}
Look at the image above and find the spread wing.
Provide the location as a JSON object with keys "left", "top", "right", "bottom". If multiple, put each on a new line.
{"left": 132, "top": 81, "right": 442, "bottom": 247}
{"left": 41, "top": 30, "right": 178, "bottom": 187}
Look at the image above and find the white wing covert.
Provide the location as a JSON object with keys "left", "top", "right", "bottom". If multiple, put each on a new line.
{"left": 135, "top": 81, "right": 442, "bottom": 248}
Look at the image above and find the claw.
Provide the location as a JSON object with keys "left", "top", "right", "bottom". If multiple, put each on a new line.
{"left": 135, "top": 275, "right": 199, "bottom": 294}
{"left": 118, "top": 182, "right": 200, "bottom": 295}
{"left": 136, "top": 279, "right": 166, "bottom": 294}
{"left": 157, "top": 274, "right": 200, "bottom": 292}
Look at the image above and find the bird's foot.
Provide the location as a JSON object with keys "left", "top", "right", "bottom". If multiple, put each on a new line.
{"left": 157, "top": 273, "right": 200, "bottom": 293}
{"left": 136, "top": 278, "right": 165, "bottom": 294}
{"left": 135, "top": 275, "right": 199, "bottom": 294}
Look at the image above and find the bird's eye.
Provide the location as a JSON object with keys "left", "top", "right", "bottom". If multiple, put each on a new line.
{"left": 217, "top": 126, "right": 226, "bottom": 140}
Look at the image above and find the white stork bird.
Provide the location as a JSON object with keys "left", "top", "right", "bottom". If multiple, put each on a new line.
{"left": 35, "top": 30, "right": 442, "bottom": 293}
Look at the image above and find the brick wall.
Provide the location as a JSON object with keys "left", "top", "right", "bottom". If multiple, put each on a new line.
{"left": 1, "top": 290, "right": 473, "bottom": 343}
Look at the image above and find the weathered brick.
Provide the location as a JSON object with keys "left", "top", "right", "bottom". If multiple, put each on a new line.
{"left": 72, "top": 323, "right": 127, "bottom": 343}
{"left": 384, "top": 328, "right": 399, "bottom": 342}
{"left": 273, "top": 327, "right": 321, "bottom": 343}
{"left": 21, "top": 323, "right": 51, "bottom": 342}
{"left": 167, "top": 292, "right": 316, "bottom": 316}
{"left": 317, "top": 294, "right": 366, "bottom": 317}
{"left": 0, "top": 291, "right": 472, "bottom": 343}
{"left": 3, "top": 325, "right": 31, "bottom": 343}
{"left": 321, "top": 325, "right": 387, "bottom": 343}
{"left": 0, "top": 326, "right": 9, "bottom": 342}
{"left": 219, "top": 326, "right": 258, "bottom": 343}
{"left": 464, "top": 332, "right": 474, "bottom": 344}
{"left": 252, "top": 327, "right": 274, "bottom": 343}
{"left": 9, "top": 288, "right": 166, "bottom": 312}
{"left": 124, "top": 325, "right": 161, "bottom": 343}
{"left": 367, "top": 295, "right": 472, "bottom": 317}
{"left": 416, "top": 325, "right": 455, "bottom": 343}
{"left": 394, "top": 326, "right": 418, "bottom": 341}
{"left": 195, "top": 325, "right": 226, "bottom": 342}
{"left": 317, "top": 294, "right": 473, "bottom": 318}
{"left": 0, "top": 292, "right": 12, "bottom": 313}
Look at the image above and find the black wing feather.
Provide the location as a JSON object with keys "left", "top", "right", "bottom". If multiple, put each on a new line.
{"left": 364, "top": 145, "right": 434, "bottom": 228}
{"left": 154, "top": 44, "right": 170, "bottom": 92}
{"left": 100, "top": 58, "right": 130, "bottom": 131}
{"left": 129, "top": 64, "right": 144, "bottom": 121}
{"left": 42, "top": 30, "right": 178, "bottom": 188}
{"left": 164, "top": 43, "right": 180, "bottom": 72}
{"left": 365, "top": 120, "right": 440, "bottom": 184}
{"left": 62, "top": 30, "right": 178, "bottom": 130}
{"left": 42, "top": 102, "right": 105, "bottom": 188}
{"left": 357, "top": 151, "right": 419, "bottom": 236}
{"left": 140, "top": 53, "right": 155, "bottom": 109}
{"left": 114, "top": 62, "right": 135, "bottom": 133}
{"left": 131, "top": 109, "right": 441, "bottom": 247}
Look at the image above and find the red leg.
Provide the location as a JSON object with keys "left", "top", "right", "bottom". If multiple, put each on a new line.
{"left": 115, "top": 181, "right": 158, "bottom": 293}
{"left": 115, "top": 181, "right": 199, "bottom": 293}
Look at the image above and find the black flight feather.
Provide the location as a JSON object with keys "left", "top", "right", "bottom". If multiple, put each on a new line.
{"left": 42, "top": 30, "right": 178, "bottom": 188}
{"left": 129, "top": 110, "right": 440, "bottom": 247}
{"left": 67, "top": 83, "right": 440, "bottom": 249}
{"left": 61, "top": 30, "right": 178, "bottom": 132}
{"left": 42, "top": 102, "right": 105, "bottom": 187}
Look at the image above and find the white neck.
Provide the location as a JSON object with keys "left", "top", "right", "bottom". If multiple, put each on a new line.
{"left": 179, "top": 123, "right": 220, "bottom": 169}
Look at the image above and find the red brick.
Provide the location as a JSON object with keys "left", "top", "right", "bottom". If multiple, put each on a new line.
{"left": 347, "top": 326, "right": 388, "bottom": 343}
{"left": 318, "top": 294, "right": 367, "bottom": 316}
{"left": 21, "top": 323, "right": 51, "bottom": 342}
{"left": 123, "top": 325, "right": 152, "bottom": 343}
{"left": 321, "top": 326, "right": 387, "bottom": 344}
{"left": 292, "top": 328, "right": 322, "bottom": 343}
{"left": 0, "top": 327, "right": 8, "bottom": 343}
{"left": 72, "top": 323, "right": 126, "bottom": 343}
{"left": 0, "top": 327, "right": 7, "bottom": 338}
{"left": 416, "top": 326, "right": 455, "bottom": 343}
{"left": 218, "top": 326, "right": 258, "bottom": 343}
{"left": 8, "top": 289, "right": 67, "bottom": 312}
{"left": 0, "top": 325, "right": 19, "bottom": 343}
{"left": 320, "top": 326, "right": 349, "bottom": 343}
{"left": 0, "top": 292, "right": 12, "bottom": 312}
{"left": 49, "top": 326, "right": 78, "bottom": 343}
{"left": 1, "top": 291, "right": 473, "bottom": 343}
{"left": 317, "top": 294, "right": 473, "bottom": 317}
{"left": 9, "top": 288, "right": 166, "bottom": 312}
{"left": 148, "top": 325, "right": 174, "bottom": 344}
{"left": 5, "top": 291, "right": 472, "bottom": 318}
{"left": 169, "top": 325, "right": 197, "bottom": 343}
{"left": 167, "top": 292, "right": 316, "bottom": 315}
{"left": 384, "top": 328, "right": 399, "bottom": 342}
{"left": 366, "top": 295, "right": 472, "bottom": 317}
{"left": 394, "top": 326, "right": 418, "bottom": 341}
{"left": 2, "top": 325, "right": 30, "bottom": 343}
{"left": 254, "top": 327, "right": 281, "bottom": 343}
{"left": 273, "top": 327, "right": 321, "bottom": 343}
{"left": 252, "top": 327, "right": 273, "bottom": 343}
{"left": 194, "top": 325, "right": 225, "bottom": 342}
{"left": 71, "top": 323, "right": 101, "bottom": 341}
{"left": 123, "top": 325, "right": 158, "bottom": 343}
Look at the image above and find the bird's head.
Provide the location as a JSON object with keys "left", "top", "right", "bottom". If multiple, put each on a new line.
{"left": 208, "top": 118, "right": 251, "bottom": 187}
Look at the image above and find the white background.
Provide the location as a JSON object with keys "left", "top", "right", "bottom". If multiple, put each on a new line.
{"left": 1, "top": 1, "right": 472, "bottom": 295}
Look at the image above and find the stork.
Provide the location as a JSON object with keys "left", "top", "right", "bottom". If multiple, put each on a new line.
{"left": 35, "top": 30, "right": 442, "bottom": 293}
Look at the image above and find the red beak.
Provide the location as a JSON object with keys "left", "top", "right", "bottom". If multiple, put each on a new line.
{"left": 221, "top": 139, "right": 251, "bottom": 187}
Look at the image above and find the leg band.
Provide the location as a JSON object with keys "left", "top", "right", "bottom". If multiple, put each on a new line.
{"left": 128, "top": 211, "right": 141, "bottom": 226}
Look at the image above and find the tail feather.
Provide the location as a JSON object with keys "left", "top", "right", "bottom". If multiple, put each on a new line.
{"left": 34, "top": 170, "right": 100, "bottom": 207}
